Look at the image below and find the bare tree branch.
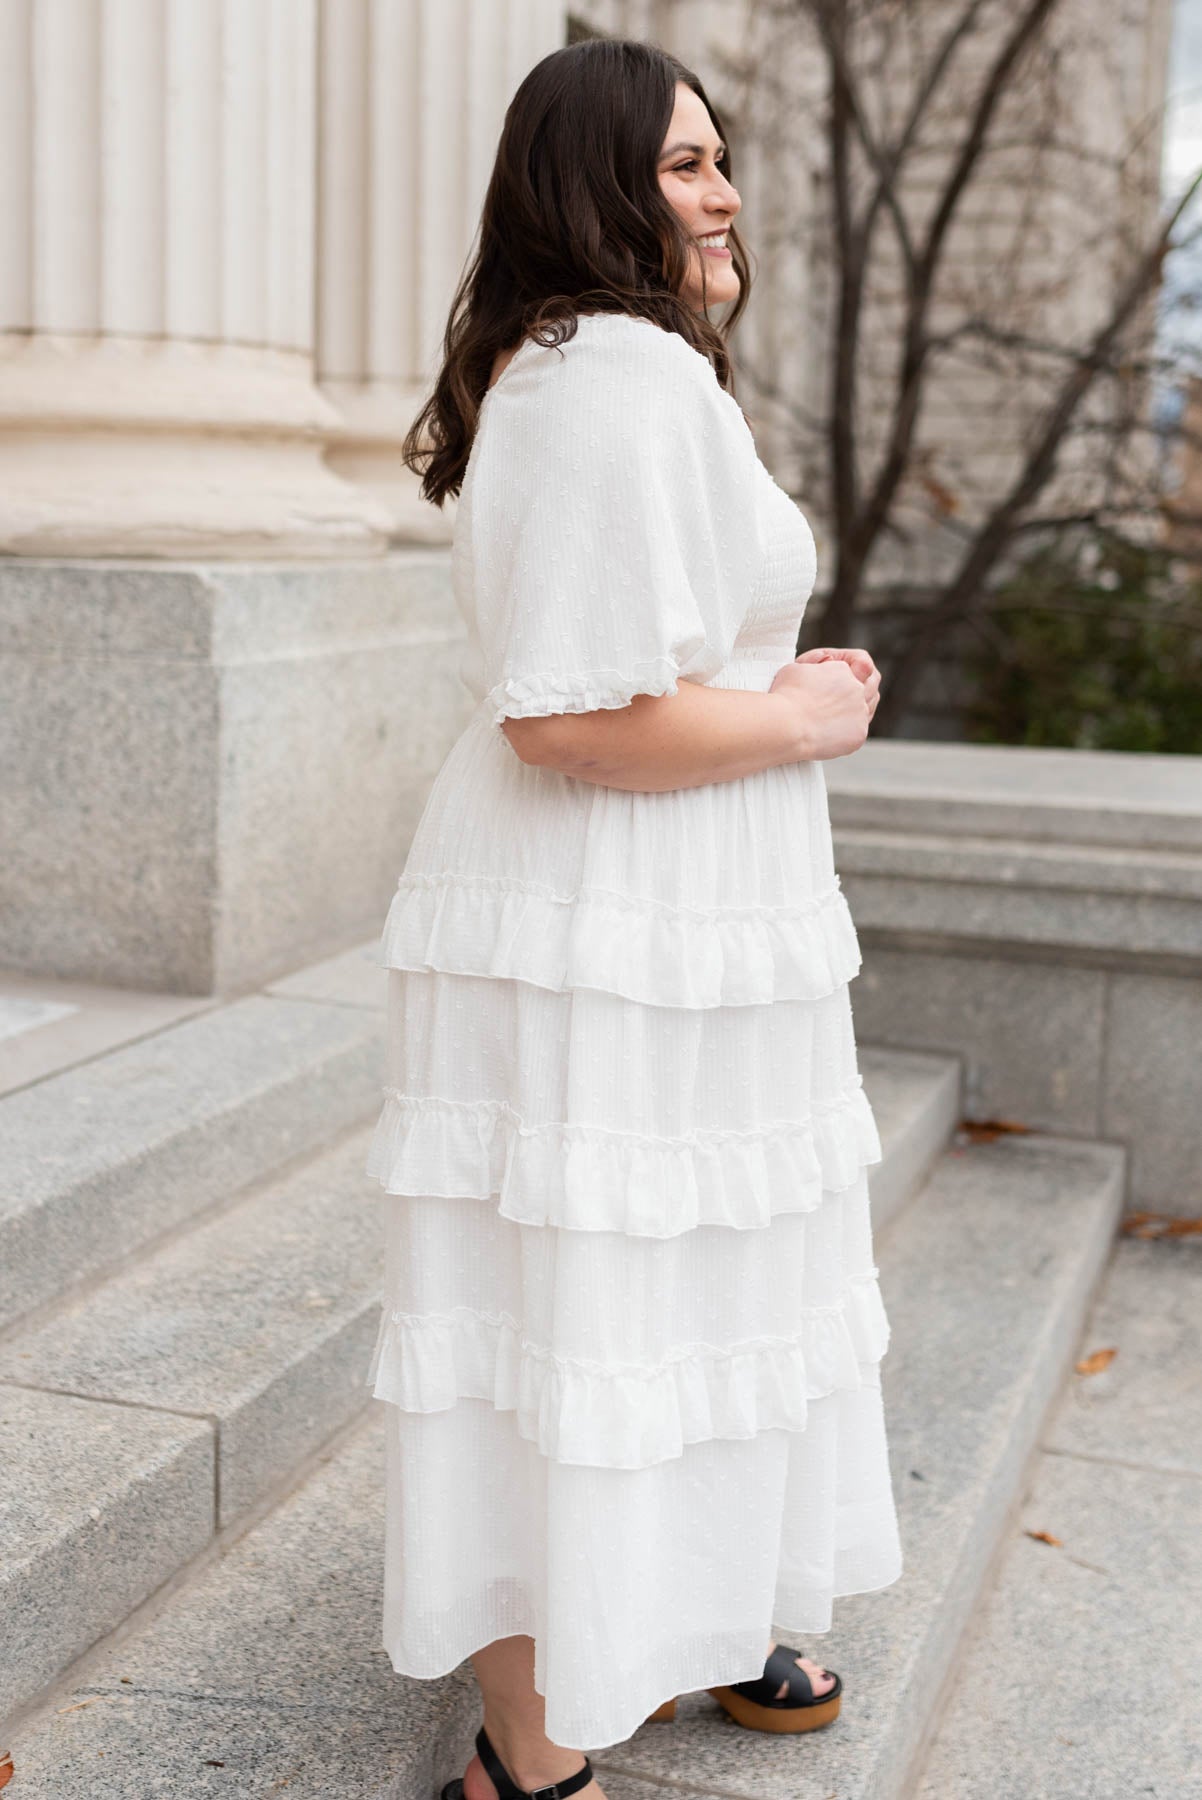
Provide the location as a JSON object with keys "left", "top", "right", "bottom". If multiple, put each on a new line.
{"left": 809, "top": 1, "right": 919, "bottom": 272}
{"left": 819, "top": 0, "right": 995, "bottom": 253}
{"left": 871, "top": 160, "right": 1202, "bottom": 732}
{"left": 832, "top": 0, "right": 1065, "bottom": 640}
{"left": 824, "top": 0, "right": 862, "bottom": 535}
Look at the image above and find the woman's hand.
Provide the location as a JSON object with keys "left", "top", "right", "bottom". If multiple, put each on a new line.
{"left": 798, "top": 645, "right": 881, "bottom": 728}
{"left": 796, "top": 645, "right": 878, "bottom": 684}
{"left": 768, "top": 647, "right": 881, "bottom": 760}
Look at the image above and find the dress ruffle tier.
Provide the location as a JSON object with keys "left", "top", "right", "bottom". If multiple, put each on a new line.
{"left": 366, "top": 1183, "right": 890, "bottom": 1469}
{"left": 366, "top": 968, "right": 882, "bottom": 1236}
{"left": 365, "top": 311, "right": 903, "bottom": 1751}
{"left": 365, "top": 1073, "right": 881, "bottom": 1238}
{"left": 374, "top": 868, "right": 863, "bottom": 1010}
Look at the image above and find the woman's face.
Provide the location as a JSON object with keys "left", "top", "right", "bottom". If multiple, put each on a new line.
{"left": 657, "top": 81, "right": 741, "bottom": 312}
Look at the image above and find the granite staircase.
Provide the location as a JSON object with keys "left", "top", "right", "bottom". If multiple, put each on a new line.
{"left": 0, "top": 943, "right": 1127, "bottom": 1798}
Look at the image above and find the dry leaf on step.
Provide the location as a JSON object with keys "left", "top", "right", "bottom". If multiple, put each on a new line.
{"left": 1120, "top": 1212, "right": 1202, "bottom": 1239}
{"left": 1075, "top": 1347, "right": 1118, "bottom": 1376}
{"left": 957, "top": 1117, "right": 1033, "bottom": 1143}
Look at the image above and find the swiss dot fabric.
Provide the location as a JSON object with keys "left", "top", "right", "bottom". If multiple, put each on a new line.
{"left": 365, "top": 311, "right": 902, "bottom": 1750}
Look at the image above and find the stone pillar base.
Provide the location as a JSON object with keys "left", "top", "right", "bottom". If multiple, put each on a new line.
{"left": 0, "top": 338, "right": 394, "bottom": 560}
{"left": 1, "top": 553, "right": 472, "bottom": 995}
{"left": 322, "top": 379, "right": 457, "bottom": 546}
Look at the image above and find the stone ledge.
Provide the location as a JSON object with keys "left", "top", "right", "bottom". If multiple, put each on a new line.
{"left": 827, "top": 740, "right": 1202, "bottom": 966}
{"left": 827, "top": 742, "right": 1202, "bottom": 1211}
{"left": 839, "top": 859, "right": 1202, "bottom": 968}
{"left": 0, "top": 551, "right": 453, "bottom": 661}
{"left": 826, "top": 739, "right": 1202, "bottom": 853}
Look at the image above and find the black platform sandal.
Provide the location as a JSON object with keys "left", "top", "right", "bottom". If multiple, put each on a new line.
{"left": 441, "top": 1722, "right": 596, "bottom": 1800}
{"left": 645, "top": 1643, "right": 843, "bottom": 1735}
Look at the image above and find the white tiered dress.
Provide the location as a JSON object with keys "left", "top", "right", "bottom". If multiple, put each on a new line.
{"left": 365, "top": 310, "right": 903, "bottom": 1752}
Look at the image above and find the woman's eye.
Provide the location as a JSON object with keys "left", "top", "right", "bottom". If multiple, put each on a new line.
{"left": 675, "top": 157, "right": 727, "bottom": 174}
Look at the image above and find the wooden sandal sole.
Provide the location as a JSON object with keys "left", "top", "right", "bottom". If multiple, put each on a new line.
{"left": 706, "top": 1684, "right": 842, "bottom": 1732}
{"left": 643, "top": 1687, "right": 842, "bottom": 1733}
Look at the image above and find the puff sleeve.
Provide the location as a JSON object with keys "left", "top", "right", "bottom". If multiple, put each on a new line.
{"left": 463, "top": 315, "right": 766, "bottom": 725}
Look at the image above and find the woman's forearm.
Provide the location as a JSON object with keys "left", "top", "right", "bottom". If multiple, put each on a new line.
{"left": 500, "top": 677, "right": 810, "bottom": 792}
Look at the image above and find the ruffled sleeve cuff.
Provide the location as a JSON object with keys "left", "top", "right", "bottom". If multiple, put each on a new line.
{"left": 487, "top": 657, "right": 686, "bottom": 724}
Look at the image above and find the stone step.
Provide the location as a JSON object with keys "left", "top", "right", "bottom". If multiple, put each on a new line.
{"left": 915, "top": 1230, "right": 1202, "bottom": 1799}
{"left": 0, "top": 1386, "right": 214, "bottom": 1732}
{"left": 2, "top": 1120, "right": 1122, "bottom": 1797}
{"left": 0, "top": 990, "right": 382, "bottom": 1330}
{"left": 857, "top": 1042, "right": 962, "bottom": 1234}
{"left": 0, "top": 1124, "right": 382, "bottom": 1724}
{"left": 0, "top": 1045, "right": 954, "bottom": 1741}
{"left": 0, "top": 1408, "right": 478, "bottom": 1797}
{"left": 591, "top": 1133, "right": 1127, "bottom": 1800}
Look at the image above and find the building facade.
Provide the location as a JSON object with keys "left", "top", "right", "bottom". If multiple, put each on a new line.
{"left": 0, "top": 0, "right": 1175, "bottom": 994}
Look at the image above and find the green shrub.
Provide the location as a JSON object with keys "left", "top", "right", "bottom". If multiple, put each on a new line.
{"left": 963, "top": 536, "right": 1202, "bottom": 754}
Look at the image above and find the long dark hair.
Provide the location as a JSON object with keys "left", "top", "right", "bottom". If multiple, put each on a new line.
{"left": 402, "top": 37, "right": 754, "bottom": 508}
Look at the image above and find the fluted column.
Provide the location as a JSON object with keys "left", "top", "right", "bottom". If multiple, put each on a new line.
{"left": 0, "top": 0, "right": 391, "bottom": 558}
{"left": 316, "top": 0, "right": 567, "bottom": 543}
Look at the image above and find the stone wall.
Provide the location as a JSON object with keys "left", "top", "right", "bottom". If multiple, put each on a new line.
{"left": 825, "top": 738, "right": 1202, "bottom": 1216}
{"left": 0, "top": 554, "right": 472, "bottom": 994}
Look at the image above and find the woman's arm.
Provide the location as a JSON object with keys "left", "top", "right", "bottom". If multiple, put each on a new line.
{"left": 502, "top": 656, "right": 880, "bottom": 794}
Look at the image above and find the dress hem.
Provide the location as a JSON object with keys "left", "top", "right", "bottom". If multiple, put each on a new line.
{"left": 381, "top": 1555, "right": 906, "bottom": 1752}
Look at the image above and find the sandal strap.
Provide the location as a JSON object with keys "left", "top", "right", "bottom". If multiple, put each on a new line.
{"left": 475, "top": 1725, "right": 594, "bottom": 1800}
{"left": 732, "top": 1643, "right": 818, "bottom": 1708}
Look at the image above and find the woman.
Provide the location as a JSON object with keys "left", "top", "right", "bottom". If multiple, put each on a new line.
{"left": 365, "top": 36, "right": 902, "bottom": 1800}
